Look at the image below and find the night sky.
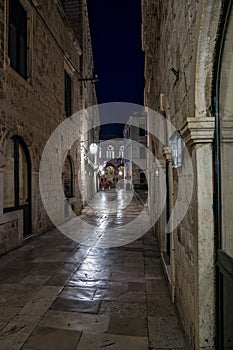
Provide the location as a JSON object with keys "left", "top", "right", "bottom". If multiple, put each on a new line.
{"left": 87, "top": 0, "right": 144, "bottom": 139}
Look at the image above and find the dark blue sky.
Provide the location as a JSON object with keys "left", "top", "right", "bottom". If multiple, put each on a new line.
{"left": 87, "top": 0, "right": 144, "bottom": 138}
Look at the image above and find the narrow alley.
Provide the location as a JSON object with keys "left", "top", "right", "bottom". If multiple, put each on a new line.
{"left": 0, "top": 191, "right": 185, "bottom": 350}
{"left": 1, "top": 0, "right": 233, "bottom": 348}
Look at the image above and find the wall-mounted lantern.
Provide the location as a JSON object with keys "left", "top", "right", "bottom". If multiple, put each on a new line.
{"left": 171, "top": 133, "right": 183, "bottom": 168}
{"left": 89, "top": 143, "right": 98, "bottom": 155}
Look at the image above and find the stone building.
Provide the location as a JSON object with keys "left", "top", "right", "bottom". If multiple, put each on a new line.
{"left": 142, "top": 0, "right": 233, "bottom": 349}
{"left": 98, "top": 139, "right": 125, "bottom": 189}
{"left": 123, "top": 112, "right": 147, "bottom": 189}
{"left": 0, "top": 0, "right": 97, "bottom": 255}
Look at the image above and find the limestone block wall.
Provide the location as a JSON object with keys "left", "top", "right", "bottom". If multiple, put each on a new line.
{"left": 0, "top": 0, "right": 96, "bottom": 255}
{"left": 142, "top": 1, "right": 221, "bottom": 349}
{"left": 0, "top": 210, "right": 23, "bottom": 255}
{"left": 143, "top": 0, "right": 201, "bottom": 123}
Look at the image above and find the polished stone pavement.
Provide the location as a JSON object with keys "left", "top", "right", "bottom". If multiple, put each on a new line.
{"left": 0, "top": 190, "right": 186, "bottom": 350}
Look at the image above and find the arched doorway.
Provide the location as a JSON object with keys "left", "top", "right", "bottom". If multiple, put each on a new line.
{"left": 3, "top": 136, "right": 31, "bottom": 237}
{"left": 213, "top": 1, "right": 233, "bottom": 348}
{"left": 62, "top": 156, "right": 73, "bottom": 199}
{"left": 62, "top": 156, "right": 74, "bottom": 217}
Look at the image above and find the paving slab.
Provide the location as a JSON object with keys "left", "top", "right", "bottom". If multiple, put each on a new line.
{"left": 46, "top": 271, "right": 74, "bottom": 286}
{"left": 50, "top": 297, "right": 101, "bottom": 313}
{"left": 0, "top": 192, "right": 187, "bottom": 349}
{"left": 19, "top": 300, "right": 53, "bottom": 316}
{"left": 107, "top": 316, "right": 147, "bottom": 337}
{"left": 0, "top": 306, "right": 21, "bottom": 323}
{"left": 0, "top": 314, "right": 41, "bottom": 350}
{"left": 20, "top": 273, "right": 53, "bottom": 286}
{"left": 76, "top": 333, "right": 148, "bottom": 350}
{"left": 148, "top": 316, "right": 185, "bottom": 348}
{"left": 147, "top": 295, "right": 177, "bottom": 317}
{"left": 30, "top": 286, "right": 63, "bottom": 302}
{"left": 60, "top": 286, "right": 96, "bottom": 300}
{"left": 99, "top": 301, "right": 147, "bottom": 317}
{"left": 24, "top": 326, "right": 81, "bottom": 350}
{"left": 39, "top": 310, "right": 109, "bottom": 333}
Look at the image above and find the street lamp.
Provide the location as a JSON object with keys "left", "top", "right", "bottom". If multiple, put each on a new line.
{"left": 89, "top": 143, "right": 98, "bottom": 155}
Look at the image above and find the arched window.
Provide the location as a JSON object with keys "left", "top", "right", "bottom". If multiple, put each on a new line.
{"left": 62, "top": 156, "right": 73, "bottom": 198}
{"left": 119, "top": 145, "right": 124, "bottom": 158}
{"left": 4, "top": 136, "right": 31, "bottom": 236}
{"left": 106, "top": 145, "right": 115, "bottom": 159}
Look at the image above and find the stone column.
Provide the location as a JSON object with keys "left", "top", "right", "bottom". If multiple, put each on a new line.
{"left": 181, "top": 117, "right": 215, "bottom": 350}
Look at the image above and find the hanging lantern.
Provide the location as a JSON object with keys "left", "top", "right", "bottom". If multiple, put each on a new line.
{"left": 89, "top": 143, "right": 98, "bottom": 154}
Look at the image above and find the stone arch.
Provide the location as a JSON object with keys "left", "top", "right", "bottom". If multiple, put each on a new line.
{"left": 195, "top": 0, "right": 222, "bottom": 117}
{"left": 1, "top": 125, "right": 37, "bottom": 172}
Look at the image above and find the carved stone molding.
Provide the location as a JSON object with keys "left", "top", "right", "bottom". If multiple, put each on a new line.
{"left": 221, "top": 116, "right": 233, "bottom": 143}
{"left": 180, "top": 117, "right": 215, "bottom": 147}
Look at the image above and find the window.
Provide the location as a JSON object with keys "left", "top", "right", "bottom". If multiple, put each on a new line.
{"left": 119, "top": 146, "right": 124, "bottom": 158}
{"left": 106, "top": 145, "right": 115, "bottom": 159}
{"left": 139, "top": 124, "right": 146, "bottom": 136}
{"left": 8, "top": 0, "right": 27, "bottom": 79}
{"left": 64, "top": 70, "right": 72, "bottom": 117}
{"left": 3, "top": 136, "right": 31, "bottom": 236}
{"left": 4, "top": 137, "right": 30, "bottom": 209}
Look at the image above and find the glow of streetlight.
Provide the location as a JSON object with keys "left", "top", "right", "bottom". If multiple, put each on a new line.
{"left": 89, "top": 143, "right": 98, "bottom": 154}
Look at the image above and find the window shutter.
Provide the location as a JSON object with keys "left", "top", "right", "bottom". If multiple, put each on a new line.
{"left": 8, "top": 0, "right": 27, "bottom": 79}
{"left": 64, "top": 71, "right": 72, "bottom": 117}
{"left": 9, "top": 24, "right": 17, "bottom": 69}
{"left": 19, "top": 34, "right": 27, "bottom": 78}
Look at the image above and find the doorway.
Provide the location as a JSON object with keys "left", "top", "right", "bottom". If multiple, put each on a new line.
{"left": 3, "top": 136, "right": 32, "bottom": 237}
{"left": 213, "top": 1, "right": 233, "bottom": 348}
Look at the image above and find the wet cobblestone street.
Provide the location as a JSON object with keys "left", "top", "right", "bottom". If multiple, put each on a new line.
{"left": 0, "top": 191, "right": 186, "bottom": 350}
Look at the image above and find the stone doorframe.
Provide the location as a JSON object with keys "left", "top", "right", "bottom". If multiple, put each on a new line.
{"left": 181, "top": 117, "right": 216, "bottom": 349}
{"left": 191, "top": 1, "right": 222, "bottom": 348}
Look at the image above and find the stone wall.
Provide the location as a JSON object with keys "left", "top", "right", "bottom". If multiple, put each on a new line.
{"left": 0, "top": 210, "right": 23, "bottom": 255}
{"left": 142, "top": 1, "right": 221, "bottom": 349}
{"left": 0, "top": 0, "right": 97, "bottom": 255}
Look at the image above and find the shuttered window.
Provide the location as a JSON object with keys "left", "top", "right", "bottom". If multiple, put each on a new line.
{"left": 8, "top": 0, "right": 27, "bottom": 79}
{"left": 64, "top": 70, "right": 72, "bottom": 117}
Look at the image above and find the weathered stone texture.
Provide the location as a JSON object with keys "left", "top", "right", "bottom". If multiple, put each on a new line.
{"left": 143, "top": 0, "right": 201, "bottom": 126}
{"left": 0, "top": 0, "right": 96, "bottom": 255}
{"left": 143, "top": 1, "right": 220, "bottom": 349}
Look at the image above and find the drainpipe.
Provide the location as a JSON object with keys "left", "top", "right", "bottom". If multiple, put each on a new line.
{"left": 160, "top": 93, "right": 176, "bottom": 303}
